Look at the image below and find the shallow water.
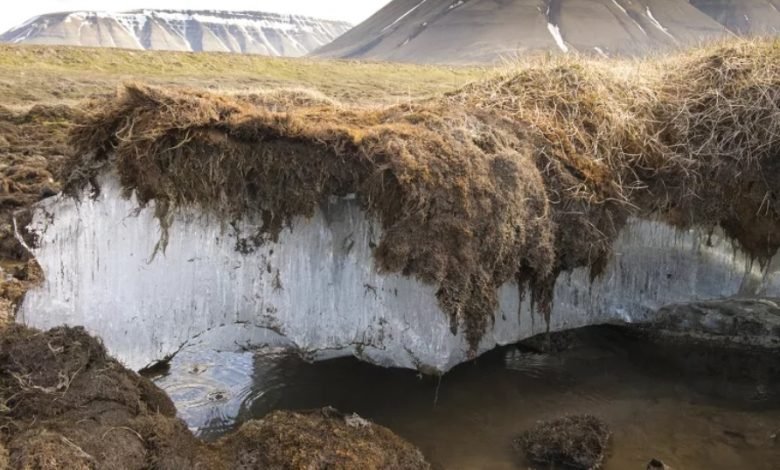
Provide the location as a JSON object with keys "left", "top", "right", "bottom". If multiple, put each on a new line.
{"left": 150, "top": 327, "right": 780, "bottom": 469}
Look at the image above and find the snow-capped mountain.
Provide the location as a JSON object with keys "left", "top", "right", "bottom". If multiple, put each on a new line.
{"left": 314, "top": 0, "right": 780, "bottom": 63}
{"left": 0, "top": 10, "right": 352, "bottom": 57}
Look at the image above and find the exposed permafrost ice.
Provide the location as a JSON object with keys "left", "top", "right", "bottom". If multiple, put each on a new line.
{"left": 18, "top": 175, "right": 780, "bottom": 372}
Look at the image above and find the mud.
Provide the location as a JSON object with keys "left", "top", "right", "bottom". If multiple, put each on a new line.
{"left": 0, "top": 324, "right": 430, "bottom": 469}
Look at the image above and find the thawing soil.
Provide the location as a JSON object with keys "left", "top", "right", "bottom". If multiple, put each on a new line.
{"left": 0, "top": 104, "right": 72, "bottom": 325}
{"left": 0, "top": 324, "right": 430, "bottom": 469}
{"left": 67, "top": 39, "right": 780, "bottom": 349}
{"left": 0, "top": 43, "right": 481, "bottom": 327}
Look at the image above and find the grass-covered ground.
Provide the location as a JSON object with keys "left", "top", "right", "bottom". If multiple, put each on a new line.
{"left": 0, "top": 43, "right": 485, "bottom": 325}
{"left": 0, "top": 44, "right": 483, "bottom": 107}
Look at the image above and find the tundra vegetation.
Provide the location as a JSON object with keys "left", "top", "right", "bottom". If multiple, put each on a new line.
{"left": 66, "top": 39, "right": 780, "bottom": 350}
{"left": 0, "top": 44, "right": 481, "bottom": 326}
{"left": 1, "top": 39, "right": 780, "bottom": 469}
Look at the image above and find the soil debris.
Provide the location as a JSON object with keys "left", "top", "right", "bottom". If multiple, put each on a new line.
{"left": 221, "top": 407, "right": 431, "bottom": 469}
{"left": 0, "top": 104, "right": 74, "bottom": 259}
{"left": 0, "top": 324, "right": 431, "bottom": 469}
{"left": 62, "top": 39, "right": 780, "bottom": 351}
{"left": 514, "top": 415, "right": 611, "bottom": 470}
{"left": 0, "top": 104, "right": 77, "bottom": 326}
{"left": 0, "top": 260, "right": 43, "bottom": 330}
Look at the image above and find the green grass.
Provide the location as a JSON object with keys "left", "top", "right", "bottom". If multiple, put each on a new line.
{"left": 0, "top": 44, "right": 486, "bottom": 106}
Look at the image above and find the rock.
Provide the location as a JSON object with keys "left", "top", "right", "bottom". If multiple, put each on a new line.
{"left": 647, "top": 458, "right": 671, "bottom": 470}
{"left": 652, "top": 298, "right": 780, "bottom": 349}
{"left": 514, "top": 415, "right": 611, "bottom": 470}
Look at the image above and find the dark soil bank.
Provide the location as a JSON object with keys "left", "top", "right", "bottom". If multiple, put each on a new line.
{"left": 0, "top": 324, "right": 430, "bottom": 469}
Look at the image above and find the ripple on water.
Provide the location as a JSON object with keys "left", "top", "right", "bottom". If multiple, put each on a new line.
{"left": 150, "top": 349, "right": 255, "bottom": 437}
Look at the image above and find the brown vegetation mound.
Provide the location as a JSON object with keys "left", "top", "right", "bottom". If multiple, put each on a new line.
{"left": 66, "top": 39, "right": 780, "bottom": 351}
{"left": 514, "top": 415, "right": 611, "bottom": 470}
{"left": 222, "top": 408, "right": 430, "bottom": 469}
{"left": 0, "top": 325, "right": 430, "bottom": 469}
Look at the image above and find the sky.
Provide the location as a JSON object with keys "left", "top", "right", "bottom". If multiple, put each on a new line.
{"left": 1, "top": 1, "right": 390, "bottom": 33}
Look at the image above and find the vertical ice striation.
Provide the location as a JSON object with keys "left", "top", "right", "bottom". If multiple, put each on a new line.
{"left": 18, "top": 175, "right": 780, "bottom": 372}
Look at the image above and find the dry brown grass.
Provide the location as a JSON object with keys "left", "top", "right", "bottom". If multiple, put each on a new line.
{"left": 0, "top": 44, "right": 482, "bottom": 107}
{"left": 66, "top": 39, "right": 780, "bottom": 350}
{"left": 0, "top": 44, "right": 481, "bottom": 325}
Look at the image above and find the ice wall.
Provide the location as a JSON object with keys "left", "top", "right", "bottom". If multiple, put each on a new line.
{"left": 18, "top": 175, "right": 780, "bottom": 371}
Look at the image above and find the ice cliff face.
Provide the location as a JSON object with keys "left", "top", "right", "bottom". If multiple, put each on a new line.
{"left": 17, "top": 175, "right": 780, "bottom": 372}
{"left": 0, "top": 10, "right": 352, "bottom": 57}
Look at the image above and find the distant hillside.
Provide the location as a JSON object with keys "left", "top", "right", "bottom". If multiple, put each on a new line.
{"left": 0, "top": 9, "right": 352, "bottom": 57}
{"left": 314, "top": 0, "right": 780, "bottom": 63}
{"left": 690, "top": 0, "right": 780, "bottom": 34}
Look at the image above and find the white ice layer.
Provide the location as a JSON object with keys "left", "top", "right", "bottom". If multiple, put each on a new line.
{"left": 18, "top": 175, "right": 780, "bottom": 372}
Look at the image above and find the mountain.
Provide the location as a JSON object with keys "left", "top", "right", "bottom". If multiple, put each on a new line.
{"left": 0, "top": 10, "right": 352, "bottom": 57}
{"left": 690, "top": 0, "right": 780, "bottom": 34}
{"left": 315, "top": 0, "right": 780, "bottom": 63}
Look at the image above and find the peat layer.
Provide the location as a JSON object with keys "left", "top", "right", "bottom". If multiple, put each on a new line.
{"left": 0, "top": 104, "right": 77, "bottom": 324}
{"left": 62, "top": 39, "right": 780, "bottom": 351}
{"left": 0, "top": 324, "right": 430, "bottom": 469}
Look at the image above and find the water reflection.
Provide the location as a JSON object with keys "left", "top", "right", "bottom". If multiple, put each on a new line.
{"left": 151, "top": 327, "right": 780, "bottom": 469}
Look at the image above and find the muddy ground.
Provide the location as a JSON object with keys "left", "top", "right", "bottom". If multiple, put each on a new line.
{"left": 0, "top": 104, "right": 74, "bottom": 326}
{"left": 0, "top": 324, "right": 431, "bottom": 469}
{"left": 0, "top": 101, "right": 433, "bottom": 469}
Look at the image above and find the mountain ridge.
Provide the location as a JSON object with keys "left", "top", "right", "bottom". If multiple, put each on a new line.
{"left": 1, "top": 9, "right": 352, "bottom": 57}
{"left": 314, "top": 0, "right": 780, "bottom": 63}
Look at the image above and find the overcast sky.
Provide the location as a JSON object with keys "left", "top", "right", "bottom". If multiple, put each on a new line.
{"left": 1, "top": 1, "right": 390, "bottom": 33}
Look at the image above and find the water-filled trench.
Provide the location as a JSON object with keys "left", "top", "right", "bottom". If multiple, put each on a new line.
{"left": 148, "top": 326, "right": 780, "bottom": 469}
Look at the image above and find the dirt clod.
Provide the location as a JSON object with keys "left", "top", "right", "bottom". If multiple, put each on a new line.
{"left": 223, "top": 407, "right": 431, "bottom": 470}
{"left": 514, "top": 415, "right": 611, "bottom": 470}
{"left": 0, "top": 324, "right": 431, "bottom": 470}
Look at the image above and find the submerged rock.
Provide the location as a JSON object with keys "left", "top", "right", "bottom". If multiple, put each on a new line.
{"left": 647, "top": 458, "right": 671, "bottom": 470}
{"left": 0, "top": 324, "right": 431, "bottom": 470}
{"left": 651, "top": 298, "right": 780, "bottom": 349}
{"left": 514, "top": 415, "right": 611, "bottom": 470}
